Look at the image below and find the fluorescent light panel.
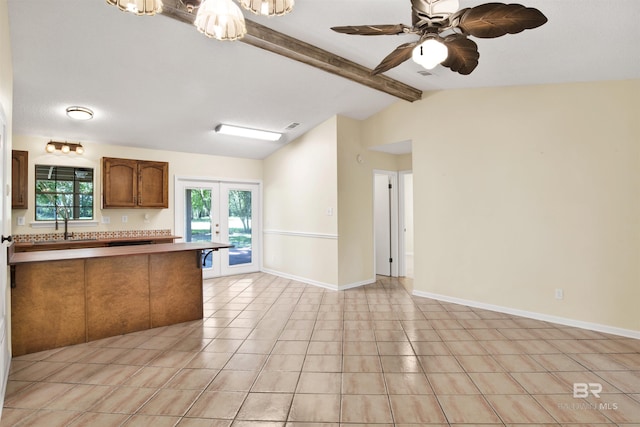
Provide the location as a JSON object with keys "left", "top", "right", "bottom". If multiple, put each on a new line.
{"left": 215, "top": 124, "right": 282, "bottom": 141}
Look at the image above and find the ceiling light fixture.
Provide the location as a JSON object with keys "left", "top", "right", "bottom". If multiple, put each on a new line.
{"left": 195, "top": 0, "right": 247, "bottom": 41}
{"left": 66, "top": 106, "right": 94, "bottom": 121}
{"left": 106, "top": 0, "right": 292, "bottom": 40}
{"left": 239, "top": 0, "right": 294, "bottom": 16}
{"left": 180, "top": 0, "right": 202, "bottom": 13}
{"left": 106, "top": 0, "right": 163, "bottom": 15}
{"left": 46, "top": 141, "right": 85, "bottom": 155}
{"left": 215, "top": 124, "right": 282, "bottom": 141}
{"left": 412, "top": 39, "right": 448, "bottom": 70}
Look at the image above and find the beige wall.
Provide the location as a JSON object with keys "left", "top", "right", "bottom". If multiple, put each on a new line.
{"left": 11, "top": 135, "right": 262, "bottom": 236}
{"left": 1, "top": 0, "right": 12, "bottom": 233}
{"left": 263, "top": 115, "right": 412, "bottom": 289}
{"left": 1, "top": 0, "right": 13, "bottom": 402}
{"left": 263, "top": 116, "right": 339, "bottom": 286}
{"left": 362, "top": 80, "right": 640, "bottom": 333}
{"left": 336, "top": 116, "right": 410, "bottom": 287}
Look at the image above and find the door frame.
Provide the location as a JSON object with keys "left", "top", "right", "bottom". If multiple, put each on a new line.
{"left": 373, "top": 170, "right": 399, "bottom": 277}
{"left": 0, "top": 103, "right": 11, "bottom": 410}
{"left": 398, "top": 170, "right": 413, "bottom": 278}
{"left": 174, "top": 175, "right": 262, "bottom": 278}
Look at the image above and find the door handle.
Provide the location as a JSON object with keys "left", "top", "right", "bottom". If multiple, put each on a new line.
{"left": 1, "top": 235, "right": 12, "bottom": 244}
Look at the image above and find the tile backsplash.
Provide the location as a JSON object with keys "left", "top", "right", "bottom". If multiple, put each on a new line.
{"left": 14, "top": 229, "right": 173, "bottom": 243}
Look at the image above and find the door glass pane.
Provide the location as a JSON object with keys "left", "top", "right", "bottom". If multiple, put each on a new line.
{"left": 186, "top": 188, "right": 212, "bottom": 268}
{"left": 228, "top": 190, "right": 252, "bottom": 266}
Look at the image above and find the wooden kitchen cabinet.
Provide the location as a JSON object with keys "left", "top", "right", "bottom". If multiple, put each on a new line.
{"left": 12, "top": 150, "right": 28, "bottom": 209}
{"left": 102, "top": 157, "right": 168, "bottom": 208}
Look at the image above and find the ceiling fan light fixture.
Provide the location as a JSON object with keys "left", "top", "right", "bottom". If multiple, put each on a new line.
{"left": 195, "top": 0, "right": 247, "bottom": 41}
{"left": 431, "top": 0, "right": 459, "bottom": 15}
{"left": 180, "top": 0, "right": 202, "bottom": 13}
{"left": 239, "top": 0, "right": 294, "bottom": 16}
{"left": 412, "top": 39, "right": 448, "bottom": 70}
{"left": 106, "top": 0, "right": 163, "bottom": 15}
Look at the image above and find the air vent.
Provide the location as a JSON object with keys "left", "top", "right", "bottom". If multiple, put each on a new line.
{"left": 284, "top": 122, "right": 300, "bottom": 130}
{"left": 417, "top": 70, "right": 432, "bottom": 76}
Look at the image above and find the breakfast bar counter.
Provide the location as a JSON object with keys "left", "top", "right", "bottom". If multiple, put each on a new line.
{"left": 8, "top": 241, "right": 231, "bottom": 356}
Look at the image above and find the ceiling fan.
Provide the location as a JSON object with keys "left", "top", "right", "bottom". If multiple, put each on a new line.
{"left": 331, "top": 0, "right": 547, "bottom": 76}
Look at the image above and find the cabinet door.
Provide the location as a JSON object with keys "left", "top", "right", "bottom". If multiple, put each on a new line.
{"left": 11, "top": 150, "right": 28, "bottom": 209}
{"left": 138, "top": 161, "right": 168, "bottom": 208}
{"left": 103, "top": 157, "right": 138, "bottom": 208}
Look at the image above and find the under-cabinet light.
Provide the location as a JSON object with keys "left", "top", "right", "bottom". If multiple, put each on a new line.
{"left": 214, "top": 124, "right": 282, "bottom": 141}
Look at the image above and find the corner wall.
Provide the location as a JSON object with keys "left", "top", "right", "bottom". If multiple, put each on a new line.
{"left": 336, "top": 116, "right": 410, "bottom": 287}
{"left": 362, "top": 80, "right": 640, "bottom": 335}
{"left": 262, "top": 116, "right": 339, "bottom": 287}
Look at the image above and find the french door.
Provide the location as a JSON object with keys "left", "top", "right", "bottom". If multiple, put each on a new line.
{"left": 175, "top": 178, "right": 260, "bottom": 278}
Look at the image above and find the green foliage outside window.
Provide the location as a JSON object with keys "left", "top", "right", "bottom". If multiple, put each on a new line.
{"left": 35, "top": 165, "right": 94, "bottom": 221}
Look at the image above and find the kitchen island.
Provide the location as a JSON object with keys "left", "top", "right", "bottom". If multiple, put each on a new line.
{"left": 8, "top": 242, "right": 231, "bottom": 356}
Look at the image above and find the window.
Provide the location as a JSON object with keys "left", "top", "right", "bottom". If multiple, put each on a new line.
{"left": 35, "top": 165, "right": 94, "bottom": 221}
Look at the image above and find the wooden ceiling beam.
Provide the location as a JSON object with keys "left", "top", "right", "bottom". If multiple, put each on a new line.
{"left": 160, "top": 2, "right": 423, "bottom": 102}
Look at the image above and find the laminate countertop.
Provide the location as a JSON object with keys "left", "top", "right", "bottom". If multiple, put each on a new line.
{"left": 8, "top": 242, "right": 232, "bottom": 265}
{"left": 13, "top": 235, "right": 181, "bottom": 252}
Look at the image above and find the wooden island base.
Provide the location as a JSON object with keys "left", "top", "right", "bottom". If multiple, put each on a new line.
{"left": 9, "top": 243, "right": 227, "bottom": 356}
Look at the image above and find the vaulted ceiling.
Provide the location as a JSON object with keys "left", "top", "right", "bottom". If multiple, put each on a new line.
{"left": 8, "top": 0, "right": 640, "bottom": 159}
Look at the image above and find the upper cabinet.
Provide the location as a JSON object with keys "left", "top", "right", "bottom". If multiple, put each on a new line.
{"left": 102, "top": 157, "right": 168, "bottom": 208}
{"left": 12, "top": 150, "right": 28, "bottom": 209}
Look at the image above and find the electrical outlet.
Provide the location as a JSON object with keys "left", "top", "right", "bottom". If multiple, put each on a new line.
{"left": 17, "top": 216, "right": 25, "bottom": 226}
{"left": 555, "top": 288, "right": 564, "bottom": 300}
{"left": 121, "top": 215, "right": 128, "bottom": 223}
{"left": 102, "top": 216, "right": 110, "bottom": 224}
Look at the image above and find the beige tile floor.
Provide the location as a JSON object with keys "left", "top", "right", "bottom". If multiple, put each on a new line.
{"left": 2, "top": 273, "right": 639, "bottom": 426}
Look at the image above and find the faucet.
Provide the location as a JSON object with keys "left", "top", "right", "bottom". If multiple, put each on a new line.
{"left": 55, "top": 207, "right": 74, "bottom": 240}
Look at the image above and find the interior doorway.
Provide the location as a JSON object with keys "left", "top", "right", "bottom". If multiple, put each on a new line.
{"left": 373, "top": 171, "right": 398, "bottom": 277}
{"left": 175, "top": 178, "right": 261, "bottom": 278}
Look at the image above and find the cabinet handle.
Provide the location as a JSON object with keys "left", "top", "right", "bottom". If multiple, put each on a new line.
{"left": 1, "top": 235, "right": 12, "bottom": 244}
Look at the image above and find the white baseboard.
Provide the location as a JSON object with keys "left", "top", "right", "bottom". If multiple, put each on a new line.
{"left": 413, "top": 290, "right": 640, "bottom": 340}
{"left": 261, "top": 268, "right": 374, "bottom": 292}
{"left": 339, "top": 278, "right": 376, "bottom": 291}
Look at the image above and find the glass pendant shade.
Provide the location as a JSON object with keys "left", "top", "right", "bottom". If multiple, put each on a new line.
{"left": 195, "top": 0, "right": 247, "bottom": 41}
{"left": 239, "top": 0, "right": 294, "bottom": 16}
{"left": 106, "top": 0, "right": 163, "bottom": 15}
{"left": 412, "top": 39, "right": 448, "bottom": 70}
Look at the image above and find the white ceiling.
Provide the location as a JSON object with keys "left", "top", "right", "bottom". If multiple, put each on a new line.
{"left": 8, "top": 0, "right": 640, "bottom": 159}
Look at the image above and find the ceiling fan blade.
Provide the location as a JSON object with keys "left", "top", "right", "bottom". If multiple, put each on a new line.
{"left": 372, "top": 41, "right": 419, "bottom": 75}
{"left": 457, "top": 3, "right": 548, "bottom": 38}
{"left": 441, "top": 35, "right": 479, "bottom": 75}
{"left": 331, "top": 24, "right": 409, "bottom": 36}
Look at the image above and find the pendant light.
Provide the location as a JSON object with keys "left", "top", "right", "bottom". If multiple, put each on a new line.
{"left": 106, "top": 0, "right": 163, "bottom": 15}
{"left": 239, "top": 0, "right": 294, "bottom": 16}
{"left": 195, "top": 0, "right": 247, "bottom": 41}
